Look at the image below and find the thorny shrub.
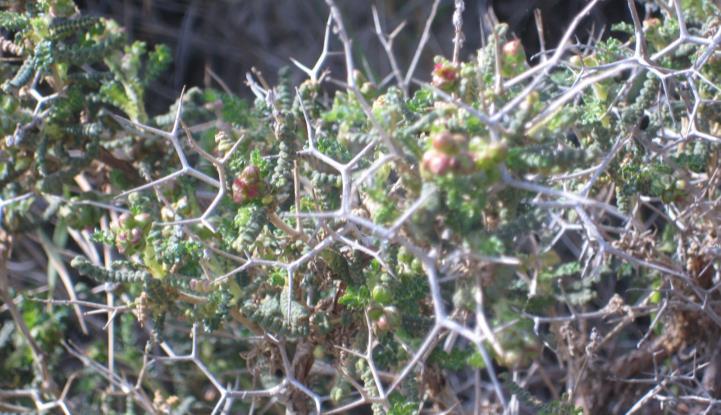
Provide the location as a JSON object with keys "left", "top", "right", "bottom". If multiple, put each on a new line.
{"left": 2, "top": 0, "right": 721, "bottom": 414}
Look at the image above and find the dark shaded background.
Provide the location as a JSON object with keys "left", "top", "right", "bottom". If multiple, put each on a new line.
{"left": 75, "top": 0, "right": 632, "bottom": 113}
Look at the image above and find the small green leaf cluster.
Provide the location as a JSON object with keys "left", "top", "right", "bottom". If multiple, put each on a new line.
{"left": 4, "top": 1, "right": 721, "bottom": 413}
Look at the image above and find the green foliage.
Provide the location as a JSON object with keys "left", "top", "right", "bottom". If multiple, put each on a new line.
{"left": 3, "top": 1, "right": 721, "bottom": 413}
{"left": 387, "top": 394, "right": 419, "bottom": 415}
{"left": 429, "top": 347, "right": 477, "bottom": 371}
{"left": 338, "top": 285, "right": 371, "bottom": 310}
{"left": 71, "top": 256, "right": 150, "bottom": 283}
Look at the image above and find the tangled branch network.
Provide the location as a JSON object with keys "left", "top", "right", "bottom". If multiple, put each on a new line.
{"left": 5, "top": 0, "right": 721, "bottom": 414}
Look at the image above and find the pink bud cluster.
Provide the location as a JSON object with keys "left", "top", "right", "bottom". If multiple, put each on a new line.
{"left": 232, "top": 165, "right": 262, "bottom": 204}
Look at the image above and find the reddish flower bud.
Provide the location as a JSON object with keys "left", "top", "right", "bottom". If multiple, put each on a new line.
{"left": 232, "top": 177, "right": 248, "bottom": 204}
{"left": 245, "top": 183, "right": 259, "bottom": 199}
{"left": 502, "top": 39, "right": 523, "bottom": 58}
{"left": 115, "top": 231, "right": 128, "bottom": 254}
{"left": 422, "top": 150, "right": 454, "bottom": 175}
{"left": 432, "top": 60, "right": 459, "bottom": 91}
{"left": 376, "top": 315, "right": 390, "bottom": 332}
{"left": 242, "top": 164, "right": 260, "bottom": 181}
{"left": 643, "top": 17, "right": 661, "bottom": 30}
{"left": 118, "top": 212, "right": 131, "bottom": 228}
{"left": 448, "top": 155, "right": 460, "bottom": 171}
{"left": 501, "top": 39, "right": 526, "bottom": 77}
{"left": 431, "top": 131, "right": 458, "bottom": 154}
{"left": 129, "top": 228, "right": 143, "bottom": 245}
{"left": 433, "top": 63, "right": 457, "bottom": 82}
{"left": 232, "top": 176, "right": 261, "bottom": 204}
